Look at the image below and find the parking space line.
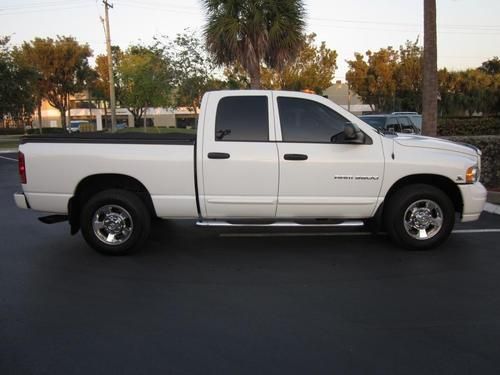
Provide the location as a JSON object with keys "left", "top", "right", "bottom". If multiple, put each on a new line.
{"left": 220, "top": 228, "right": 500, "bottom": 238}
{"left": 452, "top": 229, "right": 500, "bottom": 234}
{"left": 0, "top": 155, "right": 17, "bottom": 162}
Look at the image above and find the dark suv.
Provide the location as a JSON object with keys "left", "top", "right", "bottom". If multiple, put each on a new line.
{"left": 359, "top": 114, "right": 421, "bottom": 134}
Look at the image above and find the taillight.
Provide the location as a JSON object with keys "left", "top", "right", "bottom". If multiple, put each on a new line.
{"left": 18, "top": 151, "right": 27, "bottom": 184}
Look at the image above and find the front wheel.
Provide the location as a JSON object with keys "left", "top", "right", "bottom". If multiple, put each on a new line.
{"left": 385, "top": 184, "right": 455, "bottom": 250}
{"left": 80, "top": 189, "right": 151, "bottom": 255}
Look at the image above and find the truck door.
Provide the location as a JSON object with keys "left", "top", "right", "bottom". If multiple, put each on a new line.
{"left": 199, "top": 91, "right": 279, "bottom": 218}
{"left": 273, "top": 92, "right": 384, "bottom": 219}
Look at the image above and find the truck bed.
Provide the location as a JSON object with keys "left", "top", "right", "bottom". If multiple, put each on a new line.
{"left": 19, "top": 132, "right": 198, "bottom": 218}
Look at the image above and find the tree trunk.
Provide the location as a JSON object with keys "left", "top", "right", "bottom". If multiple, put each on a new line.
{"left": 248, "top": 62, "right": 261, "bottom": 89}
{"left": 103, "top": 101, "right": 108, "bottom": 130}
{"left": 60, "top": 109, "right": 67, "bottom": 129}
{"left": 134, "top": 115, "right": 141, "bottom": 127}
{"left": 88, "top": 90, "right": 93, "bottom": 125}
{"left": 67, "top": 94, "right": 71, "bottom": 131}
{"left": 422, "top": 0, "right": 438, "bottom": 137}
{"left": 37, "top": 101, "right": 43, "bottom": 134}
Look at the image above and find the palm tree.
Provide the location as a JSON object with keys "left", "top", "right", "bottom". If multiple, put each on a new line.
{"left": 422, "top": 0, "right": 437, "bottom": 136}
{"left": 203, "top": 0, "right": 306, "bottom": 89}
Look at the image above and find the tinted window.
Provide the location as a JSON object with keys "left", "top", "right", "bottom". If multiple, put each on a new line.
{"left": 386, "top": 117, "right": 401, "bottom": 133}
{"left": 398, "top": 117, "right": 411, "bottom": 126}
{"left": 398, "top": 117, "right": 416, "bottom": 133}
{"left": 410, "top": 115, "right": 422, "bottom": 127}
{"left": 215, "top": 96, "right": 269, "bottom": 142}
{"left": 360, "top": 116, "right": 385, "bottom": 129}
{"left": 278, "top": 97, "right": 348, "bottom": 143}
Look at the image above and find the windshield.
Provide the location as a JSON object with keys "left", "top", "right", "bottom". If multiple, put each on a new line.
{"left": 359, "top": 116, "right": 386, "bottom": 129}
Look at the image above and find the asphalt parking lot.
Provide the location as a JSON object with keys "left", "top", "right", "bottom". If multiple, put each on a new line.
{"left": 1, "top": 152, "right": 500, "bottom": 375}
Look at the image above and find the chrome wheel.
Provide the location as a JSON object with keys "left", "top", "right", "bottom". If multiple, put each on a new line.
{"left": 92, "top": 204, "right": 133, "bottom": 245}
{"left": 403, "top": 199, "right": 443, "bottom": 240}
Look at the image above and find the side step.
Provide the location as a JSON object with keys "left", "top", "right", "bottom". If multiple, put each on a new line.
{"left": 196, "top": 220, "right": 365, "bottom": 227}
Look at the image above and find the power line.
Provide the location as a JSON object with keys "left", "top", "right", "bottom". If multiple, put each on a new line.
{"left": 309, "top": 16, "right": 500, "bottom": 31}
{"left": 1, "top": 0, "right": 89, "bottom": 9}
{"left": 0, "top": 2, "right": 90, "bottom": 16}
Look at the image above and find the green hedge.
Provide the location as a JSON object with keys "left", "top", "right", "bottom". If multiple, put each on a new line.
{"left": 0, "top": 128, "right": 25, "bottom": 135}
{"left": 26, "top": 128, "right": 66, "bottom": 135}
{"left": 438, "top": 117, "right": 500, "bottom": 136}
{"left": 445, "top": 135, "right": 500, "bottom": 188}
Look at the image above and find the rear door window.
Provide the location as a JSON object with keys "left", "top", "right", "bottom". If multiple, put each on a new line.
{"left": 215, "top": 96, "right": 269, "bottom": 142}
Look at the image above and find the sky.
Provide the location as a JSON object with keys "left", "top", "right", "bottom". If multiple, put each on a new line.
{"left": 1, "top": 0, "right": 499, "bottom": 81}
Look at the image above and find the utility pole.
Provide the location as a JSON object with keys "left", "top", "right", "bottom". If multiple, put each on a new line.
{"left": 103, "top": 0, "right": 117, "bottom": 132}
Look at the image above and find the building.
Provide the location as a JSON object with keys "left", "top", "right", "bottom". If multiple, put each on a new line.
{"left": 323, "top": 81, "right": 373, "bottom": 115}
{"left": 32, "top": 91, "right": 197, "bottom": 131}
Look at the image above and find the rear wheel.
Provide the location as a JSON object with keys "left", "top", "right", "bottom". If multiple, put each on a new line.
{"left": 80, "top": 189, "right": 151, "bottom": 255}
{"left": 385, "top": 184, "right": 455, "bottom": 250}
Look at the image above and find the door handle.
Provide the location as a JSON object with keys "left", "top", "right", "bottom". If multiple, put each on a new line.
{"left": 284, "top": 153, "right": 308, "bottom": 161}
{"left": 208, "top": 152, "right": 230, "bottom": 159}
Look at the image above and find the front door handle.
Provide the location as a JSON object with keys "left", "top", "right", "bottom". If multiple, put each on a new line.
{"left": 284, "top": 153, "right": 308, "bottom": 161}
{"left": 208, "top": 152, "right": 230, "bottom": 159}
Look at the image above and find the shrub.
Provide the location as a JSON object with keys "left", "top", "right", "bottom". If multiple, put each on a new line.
{"left": 445, "top": 135, "right": 500, "bottom": 188}
{"left": 438, "top": 117, "right": 500, "bottom": 136}
{"left": 0, "top": 128, "right": 25, "bottom": 135}
{"left": 26, "top": 128, "right": 65, "bottom": 135}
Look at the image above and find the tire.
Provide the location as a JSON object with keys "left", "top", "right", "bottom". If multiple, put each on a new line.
{"left": 80, "top": 189, "right": 151, "bottom": 255}
{"left": 384, "top": 184, "right": 455, "bottom": 250}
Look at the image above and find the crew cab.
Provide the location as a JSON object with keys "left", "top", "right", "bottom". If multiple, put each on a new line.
{"left": 14, "top": 90, "right": 487, "bottom": 254}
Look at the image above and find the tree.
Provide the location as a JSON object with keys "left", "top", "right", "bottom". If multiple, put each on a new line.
{"left": 0, "top": 36, "right": 37, "bottom": 128}
{"left": 479, "top": 57, "right": 500, "bottom": 75}
{"left": 159, "top": 30, "right": 217, "bottom": 114}
{"left": 437, "top": 68, "right": 459, "bottom": 116}
{"left": 346, "top": 47, "right": 398, "bottom": 112}
{"left": 203, "top": 0, "right": 306, "bottom": 89}
{"left": 260, "top": 33, "right": 337, "bottom": 93}
{"left": 117, "top": 45, "right": 173, "bottom": 127}
{"left": 438, "top": 67, "right": 500, "bottom": 117}
{"left": 346, "top": 40, "right": 425, "bottom": 114}
{"left": 395, "top": 40, "right": 423, "bottom": 112}
{"left": 422, "top": 0, "right": 438, "bottom": 136}
{"left": 19, "top": 36, "right": 92, "bottom": 129}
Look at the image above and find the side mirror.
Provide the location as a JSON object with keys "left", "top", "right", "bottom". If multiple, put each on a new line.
{"left": 343, "top": 122, "right": 365, "bottom": 144}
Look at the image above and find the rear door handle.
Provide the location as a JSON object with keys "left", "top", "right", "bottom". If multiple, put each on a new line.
{"left": 284, "top": 153, "right": 308, "bottom": 161}
{"left": 208, "top": 152, "right": 230, "bottom": 159}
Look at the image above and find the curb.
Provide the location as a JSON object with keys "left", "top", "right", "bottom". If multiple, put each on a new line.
{"left": 0, "top": 149, "right": 18, "bottom": 154}
{"left": 484, "top": 202, "right": 500, "bottom": 216}
{"left": 487, "top": 191, "right": 500, "bottom": 205}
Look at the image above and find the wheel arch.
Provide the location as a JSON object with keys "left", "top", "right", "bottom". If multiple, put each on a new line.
{"left": 68, "top": 173, "right": 157, "bottom": 235}
{"left": 373, "top": 174, "right": 464, "bottom": 230}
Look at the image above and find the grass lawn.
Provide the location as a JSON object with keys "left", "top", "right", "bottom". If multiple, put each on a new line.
{"left": 0, "top": 135, "right": 21, "bottom": 150}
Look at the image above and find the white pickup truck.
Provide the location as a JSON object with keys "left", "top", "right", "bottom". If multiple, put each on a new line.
{"left": 14, "top": 90, "right": 486, "bottom": 254}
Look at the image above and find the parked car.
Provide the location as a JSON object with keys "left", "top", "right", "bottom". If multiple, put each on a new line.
{"left": 14, "top": 90, "right": 485, "bottom": 254}
{"left": 68, "top": 120, "right": 90, "bottom": 133}
{"left": 359, "top": 114, "right": 421, "bottom": 134}
{"left": 392, "top": 112, "right": 422, "bottom": 129}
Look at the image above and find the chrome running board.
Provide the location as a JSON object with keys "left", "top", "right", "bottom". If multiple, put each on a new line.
{"left": 196, "top": 220, "right": 365, "bottom": 227}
